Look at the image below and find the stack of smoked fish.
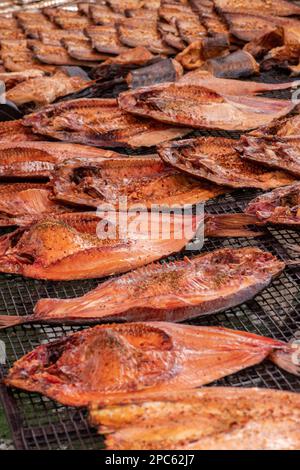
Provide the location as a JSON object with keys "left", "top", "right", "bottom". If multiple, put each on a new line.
{"left": 0, "top": 0, "right": 299, "bottom": 451}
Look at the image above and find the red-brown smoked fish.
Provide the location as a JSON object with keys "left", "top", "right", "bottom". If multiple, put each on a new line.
{"left": 90, "top": 387, "right": 300, "bottom": 450}
{"left": 0, "top": 142, "right": 119, "bottom": 179}
{"left": 214, "top": 0, "right": 300, "bottom": 17}
{"left": 0, "top": 212, "right": 202, "bottom": 280}
{"left": 239, "top": 136, "right": 300, "bottom": 177}
{"left": 118, "top": 83, "right": 295, "bottom": 131}
{"left": 0, "top": 247, "right": 283, "bottom": 328}
{"left": 158, "top": 137, "right": 296, "bottom": 189}
{"left": 23, "top": 98, "right": 192, "bottom": 148}
{"left": 251, "top": 114, "right": 300, "bottom": 138}
{"left": 245, "top": 183, "right": 300, "bottom": 226}
{"left": 51, "top": 155, "right": 226, "bottom": 209}
{"left": 0, "top": 120, "right": 43, "bottom": 142}
{"left": 4, "top": 322, "right": 299, "bottom": 406}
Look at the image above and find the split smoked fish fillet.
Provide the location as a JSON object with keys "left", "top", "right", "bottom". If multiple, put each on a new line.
{"left": 89, "top": 387, "right": 300, "bottom": 450}
{"left": 245, "top": 182, "right": 300, "bottom": 226}
{"left": 0, "top": 212, "right": 202, "bottom": 280}
{"left": 0, "top": 120, "right": 43, "bottom": 142}
{"left": 23, "top": 98, "right": 192, "bottom": 148}
{"left": 158, "top": 137, "right": 296, "bottom": 189}
{"left": 0, "top": 142, "right": 119, "bottom": 179}
{"left": 0, "top": 247, "right": 283, "bottom": 328}
{"left": 118, "top": 83, "right": 295, "bottom": 131}
{"left": 214, "top": 0, "right": 300, "bottom": 16}
{"left": 4, "top": 322, "right": 299, "bottom": 406}
{"left": 51, "top": 154, "right": 226, "bottom": 209}
{"left": 251, "top": 114, "right": 300, "bottom": 138}
{"left": 179, "top": 70, "right": 297, "bottom": 95}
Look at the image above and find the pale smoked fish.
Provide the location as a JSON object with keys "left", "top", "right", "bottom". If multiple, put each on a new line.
{"left": 224, "top": 13, "right": 300, "bottom": 44}
{"left": 250, "top": 114, "right": 300, "bottom": 137}
{"left": 245, "top": 183, "right": 300, "bottom": 226}
{"left": 0, "top": 187, "right": 69, "bottom": 227}
{"left": 90, "top": 387, "right": 300, "bottom": 450}
{"left": 85, "top": 25, "right": 130, "bottom": 55}
{"left": 179, "top": 70, "right": 297, "bottom": 95}
{"left": 51, "top": 154, "right": 226, "bottom": 209}
{"left": 158, "top": 137, "right": 296, "bottom": 189}
{"left": 206, "top": 50, "right": 259, "bottom": 79}
{"left": 0, "top": 120, "right": 43, "bottom": 142}
{"left": 23, "top": 98, "right": 192, "bottom": 148}
{"left": 0, "top": 142, "right": 118, "bottom": 179}
{"left": 239, "top": 136, "right": 300, "bottom": 177}
{"left": 61, "top": 38, "right": 111, "bottom": 62}
{"left": 118, "top": 84, "right": 295, "bottom": 132}
{"left": 0, "top": 212, "right": 202, "bottom": 280}
{"left": 214, "top": 0, "right": 300, "bottom": 16}
{"left": 6, "top": 71, "right": 90, "bottom": 106}
{"left": 3, "top": 247, "right": 282, "bottom": 328}
{"left": 176, "top": 36, "right": 230, "bottom": 70}
{"left": 4, "top": 322, "right": 299, "bottom": 406}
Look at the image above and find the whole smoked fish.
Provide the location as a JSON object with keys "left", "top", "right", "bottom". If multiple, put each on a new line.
{"left": 4, "top": 322, "right": 299, "bottom": 406}
{"left": 245, "top": 183, "right": 300, "bottom": 226}
{"left": 158, "top": 137, "right": 295, "bottom": 189}
{"left": 23, "top": 98, "right": 192, "bottom": 148}
{"left": 0, "top": 247, "right": 283, "bottom": 328}
{"left": 51, "top": 155, "right": 224, "bottom": 209}
{"left": 90, "top": 387, "right": 300, "bottom": 450}
{"left": 240, "top": 136, "right": 300, "bottom": 177}
{"left": 0, "top": 212, "right": 202, "bottom": 280}
{"left": 118, "top": 83, "right": 295, "bottom": 131}
{"left": 0, "top": 142, "right": 119, "bottom": 179}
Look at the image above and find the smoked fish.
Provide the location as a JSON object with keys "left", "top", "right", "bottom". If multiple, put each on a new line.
{"left": 158, "top": 137, "right": 296, "bottom": 189}
{"left": 89, "top": 387, "right": 300, "bottom": 450}
{"left": 23, "top": 98, "right": 192, "bottom": 148}
{"left": 4, "top": 322, "right": 299, "bottom": 406}
{"left": 118, "top": 83, "right": 295, "bottom": 131}
{"left": 0, "top": 247, "right": 283, "bottom": 328}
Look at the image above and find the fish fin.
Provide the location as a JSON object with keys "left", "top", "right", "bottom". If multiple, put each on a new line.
{"left": 205, "top": 214, "right": 264, "bottom": 238}
{"left": 0, "top": 315, "right": 26, "bottom": 329}
{"left": 270, "top": 345, "right": 300, "bottom": 376}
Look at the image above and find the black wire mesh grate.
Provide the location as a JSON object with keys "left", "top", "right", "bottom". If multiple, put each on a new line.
{"left": 0, "top": 69, "right": 300, "bottom": 449}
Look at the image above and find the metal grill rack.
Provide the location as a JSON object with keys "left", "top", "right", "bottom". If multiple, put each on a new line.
{"left": 0, "top": 71, "right": 300, "bottom": 449}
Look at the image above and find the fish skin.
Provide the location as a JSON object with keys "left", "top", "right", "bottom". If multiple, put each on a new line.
{"left": 0, "top": 120, "right": 44, "bottom": 142}
{"left": 90, "top": 387, "right": 300, "bottom": 450}
{"left": 176, "top": 35, "right": 230, "bottom": 70}
{"left": 18, "top": 247, "right": 283, "bottom": 326}
{"left": 118, "top": 83, "right": 296, "bottom": 131}
{"left": 245, "top": 182, "right": 300, "bottom": 226}
{"left": 6, "top": 71, "right": 90, "bottom": 106}
{"left": 0, "top": 142, "right": 119, "bottom": 179}
{"left": 214, "top": 0, "right": 300, "bottom": 17}
{"left": 250, "top": 114, "right": 300, "bottom": 138}
{"left": 243, "top": 27, "right": 284, "bottom": 59}
{"left": 0, "top": 212, "right": 202, "bottom": 280}
{"left": 239, "top": 136, "right": 300, "bottom": 177}
{"left": 158, "top": 137, "right": 296, "bottom": 189}
{"left": 22, "top": 98, "right": 192, "bottom": 148}
{"left": 127, "top": 58, "right": 183, "bottom": 88}
{"left": 179, "top": 69, "right": 298, "bottom": 95}
{"left": 51, "top": 154, "right": 225, "bottom": 209}
{"left": 261, "top": 44, "right": 300, "bottom": 71}
{"left": 4, "top": 322, "right": 299, "bottom": 406}
{"left": 206, "top": 50, "right": 259, "bottom": 79}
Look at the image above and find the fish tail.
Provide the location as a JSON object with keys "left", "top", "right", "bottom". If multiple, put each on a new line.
{"left": 270, "top": 344, "right": 300, "bottom": 376}
{"left": 205, "top": 214, "right": 264, "bottom": 238}
{"left": 0, "top": 315, "right": 26, "bottom": 329}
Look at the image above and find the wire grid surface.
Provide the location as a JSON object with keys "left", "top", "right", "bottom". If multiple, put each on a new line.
{"left": 0, "top": 70, "right": 300, "bottom": 449}
{"left": 0, "top": 189, "right": 299, "bottom": 450}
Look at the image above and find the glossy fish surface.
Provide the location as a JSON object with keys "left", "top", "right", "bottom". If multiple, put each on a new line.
{"left": 0, "top": 212, "right": 201, "bottom": 280}
{"left": 158, "top": 137, "right": 296, "bottom": 189}
{"left": 4, "top": 321, "right": 298, "bottom": 406}
{"left": 245, "top": 182, "right": 300, "bottom": 225}
{"left": 118, "top": 83, "right": 295, "bottom": 131}
{"left": 90, "top": 387, "right": 300, "bottom": 450}
{"left": 23, "top": 98, "right": 192, "bottom": 148}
